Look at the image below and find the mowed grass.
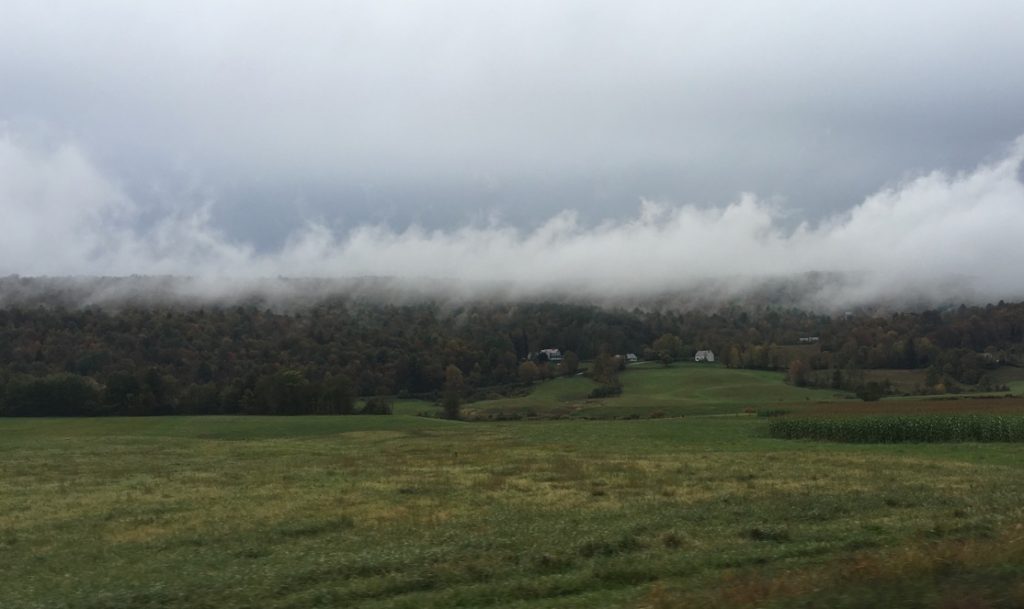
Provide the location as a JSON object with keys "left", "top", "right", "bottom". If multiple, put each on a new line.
{"left": 611, "top": 363, "right": 840, "bottom": 415}
{"left": 465, "top": 362, "right": 842, "bottom": 419}
{"left": 3, "top": 415, "right": 1024, "bottom": 608}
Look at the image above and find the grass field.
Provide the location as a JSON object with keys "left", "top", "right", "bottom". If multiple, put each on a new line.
{"left": 4, "top": 410, "right": 1024, "bottom": 609}
{"left": 463, "top": 362, "right": 842, "bottom": 419}
{"left": 458, "top": 363, "right": 1024, "bottom": 421}
{"left": 988, "top": 366, "right": 1024, "bottom": 394}
{"left": 612, "top": 363, "right": 840, "bottom": 415}
{"left": 802, "top": 364, "right": 1024, "bottom": 397}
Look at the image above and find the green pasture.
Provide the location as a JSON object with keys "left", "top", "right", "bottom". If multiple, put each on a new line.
{"left": 612, "top": 363, "right": 839, "bottom": 414}
{"left": 460, "top": 375, "right": 601, "bottom": 418}
{"left": 987, "top": 365, "right": 1024, "bottom": 395}
{"left": 464, "top": 362, "right": 842, "bottom": 419}
{"left": 3, "top": 414, "right": 1024, "bottom": 609}
{"left": 460, "top": 363, "right": 1024, "bottom": 420}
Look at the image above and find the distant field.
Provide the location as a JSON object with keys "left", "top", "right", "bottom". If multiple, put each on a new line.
{"left": 988, "top": 365, "right": 1024, "bottom": 394}
{"left": 861, "top": 368, "right": 930, "bottom": 392}
{"left": 3, "top": 415, "right": 1024, "bottom": 609}
{"left": 353, "top": 398, "right": 438, "bottom": 417}
{"left": 460, "top": 374, "right": 603, "bottom": 418}
{"left": 612, "top": 363, "right": 840, "bottom": 415}
{"left": 464, "top": 362, "right": 843, "bottom": 419}
{"left": 802, "top": 366, "right": 1024, "bottom": 398}
{"left": 402, "top": 363, "right": 1024, "bottom": 421}
{"left": 863, "top": 366, "right": 1024, "bottom": 396}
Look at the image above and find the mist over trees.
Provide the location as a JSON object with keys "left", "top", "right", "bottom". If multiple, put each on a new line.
{"left": 1, "top": 293, "right": 1023, "bottom": 417}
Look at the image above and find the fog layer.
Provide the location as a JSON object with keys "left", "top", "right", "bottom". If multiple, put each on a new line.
{"left": 2, "top": 134, "right": 1023, "bottom": 309}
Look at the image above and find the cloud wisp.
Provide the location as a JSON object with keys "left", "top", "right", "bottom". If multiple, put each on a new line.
{"left": 2, "top": 133, "right": 1023, "bottom": 309}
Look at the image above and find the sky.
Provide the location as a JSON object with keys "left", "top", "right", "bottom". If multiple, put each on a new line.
{"left": 2, "top": 1, "right": 1024, "bottom": 306}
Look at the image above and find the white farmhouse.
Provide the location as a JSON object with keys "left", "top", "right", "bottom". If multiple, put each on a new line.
{"left": 538, "top": 348, "right": 563, "bottom": 362}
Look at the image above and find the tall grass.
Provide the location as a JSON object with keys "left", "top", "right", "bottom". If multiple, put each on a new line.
{"left": 642, "top": 523, "right": 1024, "bottom": 609}
{"left": 5, "top": 416, "right": 1024, "bottom": 608}
{"left": 768, "top": 414, "right": 1024, "bottom": 443}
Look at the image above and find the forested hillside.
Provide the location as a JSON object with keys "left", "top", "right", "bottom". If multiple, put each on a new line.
{"left": 2, "top": 293, "right": 1023, "bottom": 416}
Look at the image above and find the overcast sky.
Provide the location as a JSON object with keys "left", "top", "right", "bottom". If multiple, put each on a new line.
{"left": 2, "top": 1, "right": 1024, "bottom": 304}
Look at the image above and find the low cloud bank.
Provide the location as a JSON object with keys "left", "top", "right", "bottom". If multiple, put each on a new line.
{"left": 2, "top": 133, "right": 1023, "bottom": 310}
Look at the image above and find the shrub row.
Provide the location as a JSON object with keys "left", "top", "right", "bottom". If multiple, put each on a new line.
{"left": 756, "top": 408, "right": 790, "bottom": 418}
{"left": 588, "top": 385, "right": 623, "bottom": 399}
{"left": 768, "top": 414, "right": 1024, "bottom": 443}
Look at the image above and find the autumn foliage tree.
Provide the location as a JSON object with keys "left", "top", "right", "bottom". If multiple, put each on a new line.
{"left": 560, "top": 351, "right": 580, "bottom": 376}
{"left": 518, "top": 361, "right": 539, "bottom": 384}
{"left": 442, "top": 364, "right": 464, "bottom": 420}
{"left": 589, "top": 352, "right": 620, "bottom": 386}
{"left": 652, "top": 333, "right": 682, "bottom": 367}
{"left": 786, "top": 359, "right": 810, "bottom": 387}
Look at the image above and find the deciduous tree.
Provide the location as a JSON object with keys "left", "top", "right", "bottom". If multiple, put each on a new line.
{"left": 518, "top": 361, "right": 538, "bottom": 385}
{"left": 442, "top": 364, "right": 464, "bottom": 420}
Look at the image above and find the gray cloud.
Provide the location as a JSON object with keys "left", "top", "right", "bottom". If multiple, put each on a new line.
{"left": 2, "top": 1, "right": 1023, "bottom": 244}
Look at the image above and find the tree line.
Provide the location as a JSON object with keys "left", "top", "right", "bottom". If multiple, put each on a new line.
{"left": 1, "top": 299, "right": 1022, "bottom": 416}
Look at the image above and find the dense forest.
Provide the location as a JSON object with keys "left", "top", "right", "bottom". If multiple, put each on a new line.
{"left": 2, "top": 279, "right": 1024, "bottom": 417}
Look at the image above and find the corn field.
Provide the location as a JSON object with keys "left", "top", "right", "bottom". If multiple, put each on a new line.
{"left": 768, "top": 414, "right": 1024, "bottom": 443}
